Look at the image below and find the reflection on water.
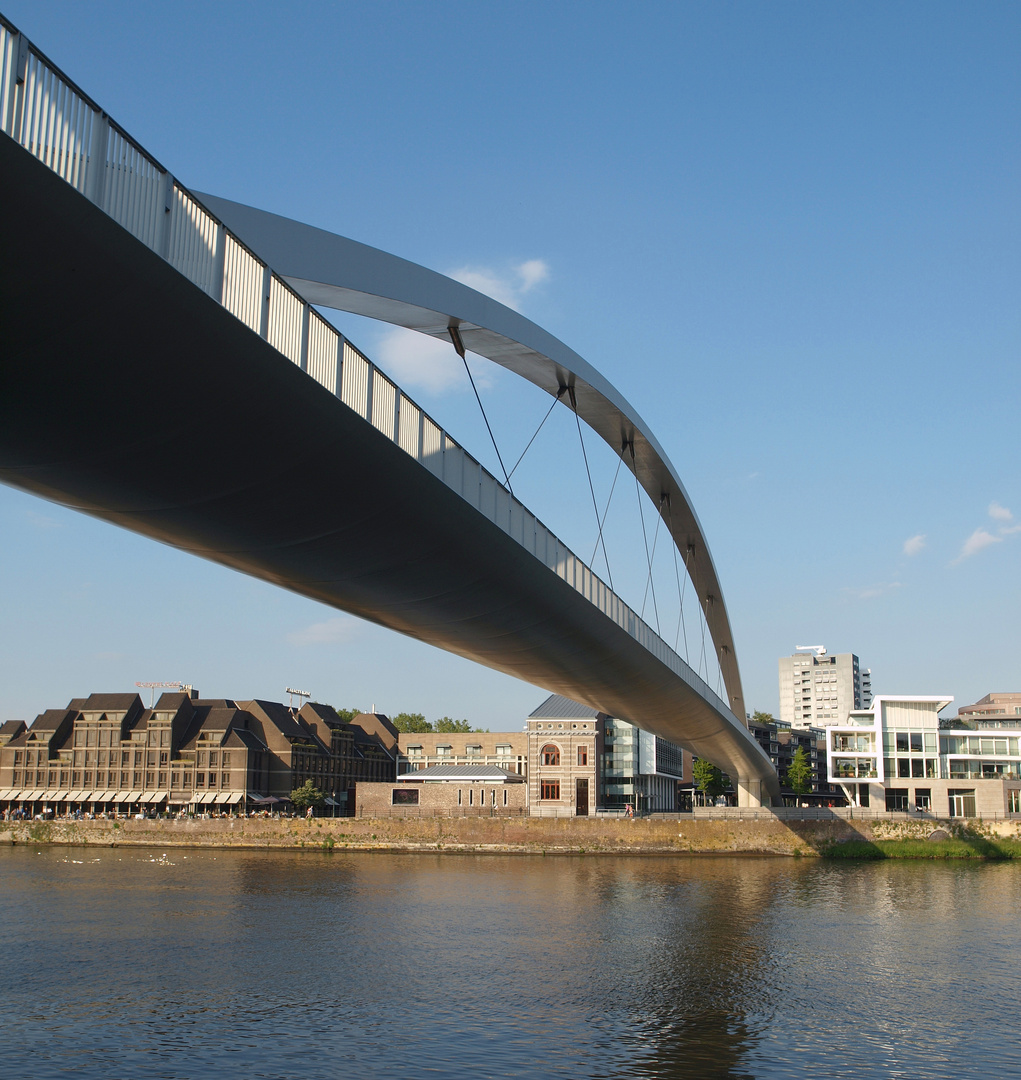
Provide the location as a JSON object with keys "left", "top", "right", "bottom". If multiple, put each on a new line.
{"left": 1, "top": 846, "right": 1019, "bottom": 1079}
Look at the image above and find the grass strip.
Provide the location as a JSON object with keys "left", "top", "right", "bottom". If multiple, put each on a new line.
{"left": 825, "top": 837, "right": 1021, "bottom": 860}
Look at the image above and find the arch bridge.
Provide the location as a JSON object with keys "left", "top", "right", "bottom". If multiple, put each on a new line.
{"left": 0, "top": 16, "right": 778, "bottom": 804}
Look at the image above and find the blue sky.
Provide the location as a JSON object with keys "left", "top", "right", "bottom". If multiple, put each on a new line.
{"left": 1, "top": 1, "right": 1018, "bottom": 728}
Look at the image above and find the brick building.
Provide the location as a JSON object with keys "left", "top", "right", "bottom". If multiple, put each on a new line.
{"left": 397, "top": 731, "right": 527, "bottom": 778}
{"left": 357, "top": 764, "right": 527, "bottom": 817}
{"left": 0, "top": 691, "right": 396, "bottom": 816}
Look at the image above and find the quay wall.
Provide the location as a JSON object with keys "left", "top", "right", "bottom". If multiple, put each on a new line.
{"left": 3, "top": 815, "right": 1021, "bottom": 856}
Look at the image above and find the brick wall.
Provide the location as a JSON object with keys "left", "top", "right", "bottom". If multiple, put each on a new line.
{"left": 356, "top": 780, "right": 527, "bottom": 816}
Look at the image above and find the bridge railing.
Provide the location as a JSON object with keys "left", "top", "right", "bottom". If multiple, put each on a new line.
{"left": 0, "top": 14, "right": 733, "bottom": 726}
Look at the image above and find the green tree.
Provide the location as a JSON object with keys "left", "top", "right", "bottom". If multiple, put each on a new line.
{"left": 433, "top": 716, "right": 475, "bottom": 733}
{"left": 332, "top": 707, "right": 360, "bottom": 723}
{"left": 785, "top": 746, "right": 814, "bottom": 798}
{"left": 751, "top": 710, "right": 775, "bottom": 725}
{"left": 290, "top": 779, "right": 326, "bottom": 814}
{"left": 692, "top": 758, "right": 727, "bottom": 804}
{"left": 392, "top": 712, "right": 433, "bottom": 733}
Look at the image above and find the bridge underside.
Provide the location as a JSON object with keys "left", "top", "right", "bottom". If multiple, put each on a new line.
{"left": 0, "top": 136, "right": 777, "bottom": 799}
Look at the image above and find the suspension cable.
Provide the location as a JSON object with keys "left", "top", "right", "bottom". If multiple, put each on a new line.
{"left": 570, "top": 386, "right": 614, "bottom": 591}
{"left": 640, "top": 498, "right": 663, "bottom": 634}
{"left": 589, "top": 448, "right": 625, "bottom": 568}
{"left": 449, "top": 326, "right": 513, "bottom": 494}
{"left": 668, "top": 503, "right": 691, "bottom": 663}
{"left": 506, "top": 387, "right": 565, "bottom": 484}
{"left": 631, "top": 446, "right": 662, "bottom": 637}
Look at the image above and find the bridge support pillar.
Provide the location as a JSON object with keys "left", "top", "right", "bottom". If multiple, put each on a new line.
{"left": 736, "top": 779, "right": 766, "bottom": 808}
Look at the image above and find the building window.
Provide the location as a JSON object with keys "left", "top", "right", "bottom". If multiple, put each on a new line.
{"left": 195, "top": 773, "right": 205, "bottom": 788}
{"left": 495, "top": 744, "right": 512, "bottom": 757}
{"left": 578, "top": 747, "right": 588, "bottom": 766}
{"left": 457, "top": 789, "right": 462, "bottom": 806}
{"left": 466, "top": 744, "right": 482, "bottom": 758}
{"left": 503, "top": 789, "right": 508, "bottom": 806}
{"left": 436, "top": 745, "right": 452, "bottom": 757}
{"left": 540, "top": 780, "right": 561, "bottom": 800}
{"left": 391, "top": 788, "right": 419, "bottom": 805}
{"left": 172, "top": 772, "right": 180, "bottom": 788}
{"left": 407, "top": 746, "right": 422, "bottom": 757}
{"left": 221, "top": 773, "right": 229, "bottom": 788}
{"left": 1009, "top": 790, "right": 1021, "bottom": 814}
{"left": 885, "top": 789, "right": 909, "bottom": 811}
{"left": 480, "top": 789, "right": 485, "bottom": 805}
{"left": 915, "top": 789, "right": 931, "bottom": 811}
{"left": 898, "top": 759, "right": 911, "bottom": 778}
{"left": 541, "top": 744, "right": 560, "bottom": 766}
{"left": 949, "top": 790, "right": 976, "bottom": 819}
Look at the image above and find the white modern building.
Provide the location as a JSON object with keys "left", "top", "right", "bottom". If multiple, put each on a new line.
{"left": 779, "top": 647, "right": 871, "bottom": 729}
{"left": 825, "top": 695, "right": 1021, "bottom": 818}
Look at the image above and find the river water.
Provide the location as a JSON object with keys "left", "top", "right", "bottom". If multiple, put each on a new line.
{"left": 1, "top": 845, "right": 1019, "bottom": 1079}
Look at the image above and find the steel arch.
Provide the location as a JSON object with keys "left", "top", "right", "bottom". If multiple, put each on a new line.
{"left": 197, "top": 194, "right": 748, "bottom": 721}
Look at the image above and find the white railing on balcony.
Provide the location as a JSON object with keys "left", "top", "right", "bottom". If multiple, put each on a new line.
{"left": 0, "top": 13, "right": 731, "bottom": 723}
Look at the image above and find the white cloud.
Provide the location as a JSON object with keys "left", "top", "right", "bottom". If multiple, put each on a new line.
{"left": 953, "top": 527, "right": 1002, "bottom": 564}
{"left": 25, "top": 510, "right": 64, "bottom": 530}
{"left": 1000, "top": 524, "right": 1021, "bottom": 536}
{"left": 287, "top": 616, "right": 360, "bottom": 646}
{"left": 376, "top": 328, "right": 467, "bottom": 395}
{"left": 845, "top": 582, "right": 902, "bottom": 601}
{"left": 989, "top": 501, "right": 1013, "bottom": 522}
{"left": 450, "top": 259, "right": 550, "bottom": 311}
{"left": 516, "top": 259, "right": 551, "bottom": 293}
{"left": 903, "top": 534, "right": 926, "bottom": 557}
{"left": 371, "top": 258, "right": 550, "bottom": 396}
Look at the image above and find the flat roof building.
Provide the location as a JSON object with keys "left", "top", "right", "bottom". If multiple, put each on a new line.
{"left": 824, "top": 694, "right": 1021, "bottom": 818}
{"left": 779, "top": 647, "right": 871, "bottom": 729}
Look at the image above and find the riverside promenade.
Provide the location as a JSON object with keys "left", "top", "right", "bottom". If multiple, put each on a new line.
{"left": 3, "top": 813, "right": 1019, "bottom": 857}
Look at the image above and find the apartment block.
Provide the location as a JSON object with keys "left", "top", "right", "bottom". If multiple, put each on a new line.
{"left": 825, "top": 695, "right": 1021, "bottom": 817}
{"left": 779, "top": 647, "right": 871, "bottom": 729}
{"left": 0, "top": 691, "right": 397, "bottom": 816}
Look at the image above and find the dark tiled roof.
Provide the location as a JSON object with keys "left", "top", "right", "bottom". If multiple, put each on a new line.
{"left": 225, "top": 727, "right": 266, "bottom": 751}
{"left": 299, "top": 702, "right": 343, "bottom": 727}
{"left": 80, "top": 693, "right": 143, "bottom": 713}
{"left": 200, "top": 707, "right": 238, "bottom": 732}
{"left": 0, "top": 720, "right": 26, "bottom": 738}
{"left": 28, "top": 709, "right": 72, "bottom": 731}
{"left": 242, "top": 699, "right": 309, "bottom": 741}
{"left": 528, "top": 693, "right": 609, "bottom": 720}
